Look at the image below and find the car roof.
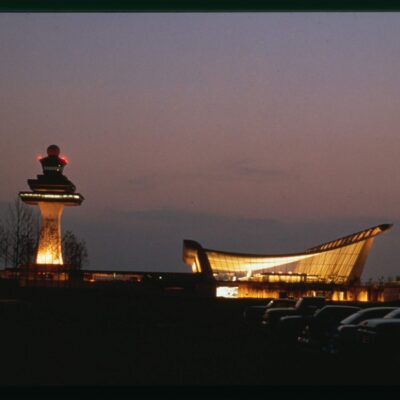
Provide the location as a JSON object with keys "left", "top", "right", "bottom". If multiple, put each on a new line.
{"left": 266, "top": 307, "right": 297, "bottom": 313}
{"left": 340, "top": 307, "right": 397, "bottom": 324}
{"left": 319, "top": 305, "right": 359, "bottom": 310}
{"left": 358, "top": 307, "right": 397, "bottom": 313}
{"left": 315, "top": 305, "right": 359, "bottom": 316}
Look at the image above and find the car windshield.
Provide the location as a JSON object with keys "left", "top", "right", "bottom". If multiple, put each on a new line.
{"left": 295, "top": 297, "right": 325, "bottom": 308}
{"left": 383, "top": 308, "right": 400, "bottom": 319}
{"left": 276, "top": 300, "right": 295, "bottom": 307}
{"left": 315, "top": 306, "right": 359, "bottom": 320}
{"left": 341, "top": 307, "right": 398, "bottom": 325}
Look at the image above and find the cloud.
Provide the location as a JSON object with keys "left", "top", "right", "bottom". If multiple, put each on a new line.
{"left": 126, "top": 158, "right": 297, "bottom": 191}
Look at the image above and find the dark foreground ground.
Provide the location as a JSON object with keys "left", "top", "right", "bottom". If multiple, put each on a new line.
{"left": 0, "top": 286, "right": 399, "bottom": 386}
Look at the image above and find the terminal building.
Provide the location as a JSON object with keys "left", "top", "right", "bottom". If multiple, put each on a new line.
{"left": 183, "top": 224, "right": 395, "bottom": 301}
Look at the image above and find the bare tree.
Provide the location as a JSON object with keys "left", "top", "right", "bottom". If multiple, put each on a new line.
{"left": 0, "top": 199, "right": 38, "bottom": 268}
{"left": 62, "top": 230, "right": 89, "bottom": 269}
{"left": 0, "top": 224, "right": 8, "bottom": 267}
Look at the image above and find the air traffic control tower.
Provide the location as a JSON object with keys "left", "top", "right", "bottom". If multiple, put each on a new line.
{"left": 19, "top": 145, "right": 84, "bottom": 265}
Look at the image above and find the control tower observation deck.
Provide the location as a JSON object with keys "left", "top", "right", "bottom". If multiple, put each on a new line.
{"left": 19, "top": 145, "right": 84, "bottom": 265}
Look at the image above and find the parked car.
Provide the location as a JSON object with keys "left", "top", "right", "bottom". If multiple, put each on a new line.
{"left": 326, "top": 307, "right": 398, "bottom": 355}
{"left": 356, "top": 318, "right": 400, "bottom": 361}
{"left": 261, "top": 296, "right": 326, "bottom": 333}
{"left": 278, "top": 305, "right": 360, "bottom": 348}
{"left": 243, "top": 298, "right": 296, "bottom": 325}
{"left": 297, "top": 305, "right": 361, "bottom": 351}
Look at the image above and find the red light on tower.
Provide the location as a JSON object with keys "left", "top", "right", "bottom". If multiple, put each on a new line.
{"left": 60, "top": 156, "right": 68, "bottom": 165}
{"left": 37, "top": 155, "right": 43, "bottom": 161}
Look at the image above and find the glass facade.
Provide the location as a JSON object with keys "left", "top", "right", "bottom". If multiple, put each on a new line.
{"left": 183, "top": 224, "right": 392, "bottom": 284}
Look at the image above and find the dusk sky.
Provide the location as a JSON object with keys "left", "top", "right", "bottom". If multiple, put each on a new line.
{"left": 0, "top": 13, "right": 399, "bottom": 280}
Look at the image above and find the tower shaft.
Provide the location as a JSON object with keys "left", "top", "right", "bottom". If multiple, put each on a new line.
{"left": 36, "top": 202, "right": 64, "bottom": 265}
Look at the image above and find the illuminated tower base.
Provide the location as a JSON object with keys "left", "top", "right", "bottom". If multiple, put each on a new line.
{"left": 36, "top": 202, "right": 64, "bottom": 265}
{"left": 19, "top": 193, "right": 84, "bottom": 266}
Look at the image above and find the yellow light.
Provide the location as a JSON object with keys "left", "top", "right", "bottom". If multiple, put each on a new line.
{"left": 37, "top": 250, "right": 62, "bottom": 265}
{"left": 207, "top": 252, "right": 315, "bottom": 274}
{"left": 357, "top": 290, "right": 369, "bottom": 302}
{"left": 331, "top": 291, "right": 345, "bottom": 301}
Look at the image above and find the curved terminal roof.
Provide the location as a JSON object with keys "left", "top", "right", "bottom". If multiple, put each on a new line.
{"left": 183, "top": 224, "right": 392, "bottom": 284}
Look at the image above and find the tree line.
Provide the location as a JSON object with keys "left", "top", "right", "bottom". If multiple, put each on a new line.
{"left": 0, "top": 199, "right": 88, "bottom": 269}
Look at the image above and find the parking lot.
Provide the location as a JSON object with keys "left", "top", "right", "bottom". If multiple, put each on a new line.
{"left": 0, "top": 290, "right": 399, "bottom": 385}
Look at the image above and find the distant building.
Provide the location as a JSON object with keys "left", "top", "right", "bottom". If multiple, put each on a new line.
{"left": 183, "top": 224, "right": 394, "bottom": 300}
